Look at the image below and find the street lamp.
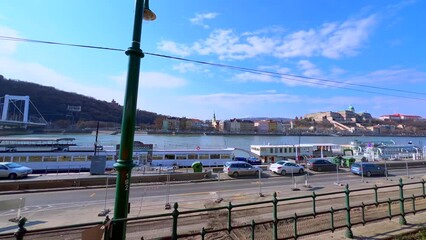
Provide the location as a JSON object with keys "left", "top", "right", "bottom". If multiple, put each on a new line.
{"left": 112, "top": 1, "right": 155, "bottom": 239}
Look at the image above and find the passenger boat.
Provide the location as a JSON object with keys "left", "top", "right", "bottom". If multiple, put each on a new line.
{"left": 250, "top": 143, "right": 342, "bottom": 163}
{"left": 0, "top": 137, "right": 239, "bottom": 172}
{"left": 349, "top": 140, "right": 423, "bottom": 161}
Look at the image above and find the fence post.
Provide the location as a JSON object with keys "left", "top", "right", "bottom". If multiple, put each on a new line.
{"left": 251, "top": 219, "right": 256, "bottom": 240}
{"left": 13, "top": 217, "right": 27, "bottom": 240}
{"left": 373, "top": 184, "right": 378, "bottom": 206}
{"left": 361, "top": 202, "right": 366, "bottom": 226}
{"left": 272, "top": 192, "right": 278, "bottom": 240}
{"left": 344, "top": 184, "right": 353, "bottom": 238}
{"left": 200, "top": 227, "right": 206, "bottom": 240}
{"left": 171, "top": 202, "right": 179, "bottom": 240}
{"left": 399, "top": 178, "right": 407, "bottom": 225}
{"left": 422, "top": 179, "right": 425, "bottom": 198}
{"left": 293, "top": 213, "right": 298, "bottom": 239}
{"left": 388, "top": 198, "right": 392, "bottom": 219}
{"left": 312, "top": 192, "right": 317, "bottom": 217}
{"left": 330, "top": 207, "right": 335, "bottom": 232}
{"left": 412, "top": 194, "right": 416, "bottom": 215}
{"left": 227, "top": 202, "right": 233, "bottom": 233}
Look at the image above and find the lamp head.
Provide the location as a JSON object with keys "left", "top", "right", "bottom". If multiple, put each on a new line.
{"left": 144, "top": 8, "right": 156, "bottom": 21}
{"left": 143, "top": 0, "right": 156, "bottom": 21}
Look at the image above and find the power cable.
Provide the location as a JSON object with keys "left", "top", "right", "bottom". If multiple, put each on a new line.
{"left": 1, "top": 35, "right": 425, "bottom": 100}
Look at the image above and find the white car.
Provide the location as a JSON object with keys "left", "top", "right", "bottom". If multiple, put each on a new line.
{"left": 269, "top": 160, "right": 304, "bottom": 176}
{"left": 0, "top": 162, "right": 33, "bottom": 179}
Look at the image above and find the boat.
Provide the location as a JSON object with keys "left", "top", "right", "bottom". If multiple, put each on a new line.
{"left": 250, "top": 143, "right": 342, "bottom": 163}
{"left": 0, "top": 137, "right": 240, "bottom": 172}
{"left": 349, "top": 140, "right": 423, "bottom": 161}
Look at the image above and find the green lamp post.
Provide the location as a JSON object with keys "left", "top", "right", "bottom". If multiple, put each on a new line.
{"left": 112, "top": 1, "right": 156, "bottom": 239}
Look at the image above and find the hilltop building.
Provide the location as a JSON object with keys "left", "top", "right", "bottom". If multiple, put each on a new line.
{"left": 379, "top": 114, "right": 423, "bottom": 121}
{"left": 304, "top": 106, "right": 373, "bottom": 124}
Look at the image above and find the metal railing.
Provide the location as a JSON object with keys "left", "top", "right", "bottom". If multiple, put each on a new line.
{"left": 4, "top": 178, "right": 426, "bottom": 240}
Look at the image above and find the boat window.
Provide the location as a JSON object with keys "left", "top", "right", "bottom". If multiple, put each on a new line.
{"left": 151, "top": 154, "right": 163, "bottom": 160}
{"left": 199, "top": 154, "right": 209, "bottom": 159}
{"left": 210, "top": 154, "right": 220, "bottom": 159}
{"left": 176, "top": 155, "right": 187, "bottom": 160}
{"left": 164, "top": 154, "right": 175, "bottom": 160}
{"left": 188, "top": 154, "right": 198, "bottom": 159}
{"left": 43, "top": 157, "right": 57, "bottom": 162}
{"left": 73, "top": 156, "right": 87, "bottom": 161}
{"left": 13, "top": 156, "right": 27, "bottom": 162}
{"left": 221, "top": 154, "right": 231, "bottom": 159}
{"left": 28, "top": 156, "right": 42, "bottom": 162}
{"left": 58, "top": 156, "right": 72, "bottom": 162}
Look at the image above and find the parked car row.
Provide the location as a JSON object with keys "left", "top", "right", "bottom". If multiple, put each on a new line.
{"left": 223, "top": 158, "right": 387, "bottom": 178}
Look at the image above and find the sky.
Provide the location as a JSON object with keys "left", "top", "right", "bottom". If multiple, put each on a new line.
{"left": 1, "top": 0, "right": 426, "bottom": 121}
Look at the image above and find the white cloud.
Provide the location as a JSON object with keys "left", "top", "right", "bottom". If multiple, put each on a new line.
{"left": 190, "top": 12, "right": 218, "bottom": 29}
{"left": 157, "top": 40, "right": 191, "bottom": 56}
{"left": 321, "top": 15, "right": 377, "bottom": 58}
{"left": 184, "top": 93, "right": 302, "bottom": 111}
{"left": 110, "top": 71, "right": 187, "bottom": 89}
{"left": 233, "top": 72, "right": 276, "bottom": 83}
{"left": 0, "top": 57, "right": 124, "bottom": 103}
{"left": 297, "top": 60, "right": 322, "bottom": 77}
{"left": 158, "top": 14, "right": 377, "bottom": 61}
{"left": 0, "top": 26, "right": 19, "bottom": 55}
{"left": 365, "top": 68, "right": 426, "bottom": 84}
{"left": 172, "top": 62, "right": 206, "bottom": 73}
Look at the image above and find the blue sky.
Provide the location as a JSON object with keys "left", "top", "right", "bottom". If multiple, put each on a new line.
{"left": 1, "top": 0, "right": 425, "bottom": 121}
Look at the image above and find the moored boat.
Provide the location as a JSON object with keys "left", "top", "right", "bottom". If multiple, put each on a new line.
{"left": 0, "top": 137, "right": 240, "bottom": 172}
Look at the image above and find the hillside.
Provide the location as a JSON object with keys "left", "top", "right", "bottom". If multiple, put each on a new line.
{"left": 0, "top": 75, "right": 163, "bottom": 127}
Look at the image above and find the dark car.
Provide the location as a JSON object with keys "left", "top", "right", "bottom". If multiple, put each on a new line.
{"left": 307, "top": 158, "right": 337, "bottom": 172}
{"left": 351, "top": 162, "right": 386, "bottom": 177}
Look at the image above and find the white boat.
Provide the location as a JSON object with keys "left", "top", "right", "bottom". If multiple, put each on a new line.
{"left": 250, "top": 143, "right": 342, "bottom": 163}
{"left": 0, "top": 137, "right": 238, "bottom": 172}
{"left": 349, "top": 140, "right": 423, "bottom": 161}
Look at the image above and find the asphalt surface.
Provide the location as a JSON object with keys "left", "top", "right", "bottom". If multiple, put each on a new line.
{"left": 1, "top": 166, "right": 426, "bottom": 239}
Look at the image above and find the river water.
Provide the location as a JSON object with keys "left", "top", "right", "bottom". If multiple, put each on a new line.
{"left": 8, "top": 133, "right": 426, "bottom": 153}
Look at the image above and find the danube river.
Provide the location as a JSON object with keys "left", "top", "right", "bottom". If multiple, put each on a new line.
{"left": 8, "top": 133, "right": 426, "bottom": 152}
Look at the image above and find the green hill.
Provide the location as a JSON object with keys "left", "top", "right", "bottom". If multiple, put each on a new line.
{"left": 0, "top": 75, "right": 163, "bottom": 128}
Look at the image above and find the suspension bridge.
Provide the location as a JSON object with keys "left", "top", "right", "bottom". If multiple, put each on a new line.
{"left": 0, "top": 95, "right": 47, "bottom": 128}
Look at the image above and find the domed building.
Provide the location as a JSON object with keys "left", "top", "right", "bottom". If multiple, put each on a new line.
{"left": 304, "top": 106, "right": 372, "bottom": 124}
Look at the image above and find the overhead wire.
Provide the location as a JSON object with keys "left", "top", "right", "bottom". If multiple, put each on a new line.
{"left": 1, "top": 35, "right": 425, "bottom": 100}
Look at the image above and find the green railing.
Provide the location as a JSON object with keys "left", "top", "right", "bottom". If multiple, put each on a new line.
{"left": 5, "top": 178, "right": 426, "bottom": 240}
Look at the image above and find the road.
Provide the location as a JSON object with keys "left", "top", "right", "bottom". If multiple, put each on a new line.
{"left": 0, "top": 167, "right": 425, "bottom": 239}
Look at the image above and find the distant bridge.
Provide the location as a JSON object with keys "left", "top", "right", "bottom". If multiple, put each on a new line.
{"left": 0, "top": 95, "right": 47, "bottom": 128}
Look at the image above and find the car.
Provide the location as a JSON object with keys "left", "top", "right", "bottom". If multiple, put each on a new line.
{"left": 307, "top": 158, "right": 337, "bottom": 172}
{"left": 233, "top": 157, "right": 262, "bottom": 165}
{"left": 223, "top": 161, "right": 262, "bottom": 177}
{"left": 269, "top": 160, "right": 304, "bottom": 176}
{"left": 0, "top": 162, "right": 33, "bottom": 179}
{"left": 351, "top": 162, "right": 386, "bottom": 177}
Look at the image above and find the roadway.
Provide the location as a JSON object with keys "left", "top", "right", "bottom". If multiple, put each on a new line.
{"left": 0, "top": 167, "right": 425, "bottom": 239}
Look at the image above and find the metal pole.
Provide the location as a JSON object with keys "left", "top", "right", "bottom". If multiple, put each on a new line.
{"left": 405, "top": 159, "right": 409, "bottom": 178}
{"left": 112, "top": 1, "right": 152, "bottom": 239}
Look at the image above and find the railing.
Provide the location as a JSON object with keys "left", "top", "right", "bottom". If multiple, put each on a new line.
{"left": 4, "top": 178, "right": 426, "bottom": 240}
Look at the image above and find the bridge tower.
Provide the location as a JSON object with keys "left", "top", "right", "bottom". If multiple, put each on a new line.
{"left": 1, "top": 95, "right": 30, "bottom": 123}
